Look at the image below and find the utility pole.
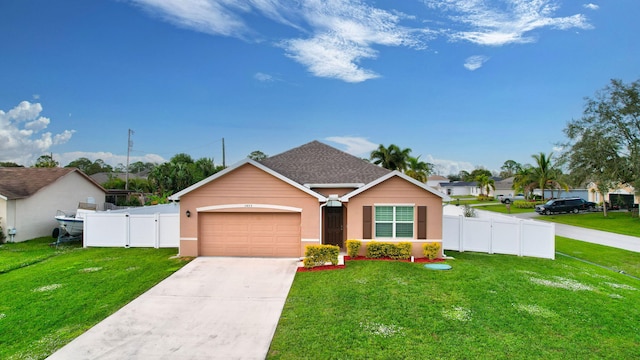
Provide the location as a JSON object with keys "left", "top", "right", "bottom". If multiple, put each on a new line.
{"left": 222, "top": 137, "right": 226, "bottom": 168}
{"left": 125, "top": 129, "right": 134, "bottom": 191}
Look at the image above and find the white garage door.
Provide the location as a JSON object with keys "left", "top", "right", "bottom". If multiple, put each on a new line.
{"left": 199, "top": 212, "right": 301, "bottom": 257}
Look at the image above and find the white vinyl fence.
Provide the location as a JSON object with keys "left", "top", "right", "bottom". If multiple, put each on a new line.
{"left": 443, "top": 214, "right": 555, "bottom": 259}
{"left": 83, "top": 212, "right": 179, "bottom": 248}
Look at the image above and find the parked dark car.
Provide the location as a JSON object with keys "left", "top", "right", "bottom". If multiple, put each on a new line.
{"left": 535, "top": 197, "right": 597, "bottom": 215}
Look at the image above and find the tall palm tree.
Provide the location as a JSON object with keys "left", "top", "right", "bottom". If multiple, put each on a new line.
{"left": 513, "top": 165, "right": 536, "bottom": 198}
{"left": 532, "top": 152, "right": 557, "bottom": 200}
{"left": 369, "top": 144, "right": 412, "bottom": 172}
{"left": 405, "top": 156, "right": 433, "bottom": 183}
{"left": 475, "top": 174, "right": 495, "bottom": 196}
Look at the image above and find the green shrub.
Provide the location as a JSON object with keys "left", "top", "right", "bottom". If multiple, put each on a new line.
{"left": 477, "top": 194, "right": 493, "bottom": 202}
{"left": 0, "top": 225, "right": 5, "bottom": 244}
{"left": 422, "top": 242, "right": 441, "bottom": 260}
{"left": 513, "top": 200, "right": 545, "bottom": 209}
{"left": 346, "top": 239, "right": 361, "bottom": 258}
{"left": 365, "top": 241, "right": 412, "bottom": 260}
{"left": 303, "top": 245, "right": 340, "bottom": 269}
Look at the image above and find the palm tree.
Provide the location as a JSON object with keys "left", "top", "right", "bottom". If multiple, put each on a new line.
{"left": 369, "top": 144, "right": 412, "bottom": 172}
{"left": 405, "top": 156, "right": 433, "bottom": 183}
{"left": 513, "top": 165, "right": 536, "bottom": 198}
{"left": 475, "top": 174, "right": 495, "bottom": 197}
{"left": 530, "top": 152, "right": 572, "bottom": 199}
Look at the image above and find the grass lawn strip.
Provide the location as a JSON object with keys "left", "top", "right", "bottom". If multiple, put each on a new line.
{"left": 0, "top": 238, "right": 191, "bottom": 360}
{"left": 269, "top": 250, "right": 640, "bottom": 359}
{"left": 536, "top": 211, "right": 640, "bottom": 237}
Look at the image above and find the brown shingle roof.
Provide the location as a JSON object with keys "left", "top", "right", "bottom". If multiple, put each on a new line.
{"left": 0, "top": 167, "right": 102, "bottom": 200}
{"left": 260, "top": 140, "right": 390, "bottom": 185}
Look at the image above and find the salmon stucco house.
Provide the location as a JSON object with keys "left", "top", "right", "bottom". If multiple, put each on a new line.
{"left": 169, "top": 141, "right": 450, "bottom": 258}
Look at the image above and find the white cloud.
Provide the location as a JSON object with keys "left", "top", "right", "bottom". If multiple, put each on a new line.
{"left": 325, "top": 136, "right": 378, "bottom": 156}
{"left": 583, "top": 3, "right": 599, "bottom": 11}
{"left": 0, "top": 101, "right": 75, "bottom": 165}
{"left": 464, "top": 55, "right": 489, "bottom": 70}
{"left": 425, "top": 0, "right": 591, "bottom": 46}
{"left": 424, "top": 154, "right": 475, "bottom": 176}
{"left": 130, "top": 0, "right": 249, "bottom": 37}
{"left": 254, "top": 72, "right": 274, "bottom": 82}
{"left": 129, "top": 0, "right": 590, "bottom": 82}
{"left": 55, "top": 151, "right": 166, "bottom": 168}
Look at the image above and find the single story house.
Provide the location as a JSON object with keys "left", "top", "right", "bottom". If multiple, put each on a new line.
{"left": 587, "top": 182, "right": 638, "bottom": 208}
{"left": 169, "top": 141, "right": 450, "bottom": 258}
{"left": 0, "top": 167, "right": 106, "bottom": 242}
{"left": 438, "top": 181, "right": 482, "bottom": 197}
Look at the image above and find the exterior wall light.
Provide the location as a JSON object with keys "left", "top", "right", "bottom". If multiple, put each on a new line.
{"left": 186, "top": 210, "right": 191, "bottom": 217}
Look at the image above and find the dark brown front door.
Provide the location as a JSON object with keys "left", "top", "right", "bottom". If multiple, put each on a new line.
{"left": 324, "top": 206, "right": 344, "bottom": 248}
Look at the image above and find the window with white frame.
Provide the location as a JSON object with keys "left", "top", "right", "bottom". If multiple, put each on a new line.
{"left": 374, "top": 205, "right": 414, "bottom": 238}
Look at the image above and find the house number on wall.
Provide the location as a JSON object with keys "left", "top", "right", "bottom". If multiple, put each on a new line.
{"left": 244, "top": 204, "right": 253, "bottom": 208}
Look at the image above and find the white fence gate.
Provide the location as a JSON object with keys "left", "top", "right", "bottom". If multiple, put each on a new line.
{"left": 443, "top": 214, "right": 555, "bottom": 259}
{"left": 83, "top": 212, "right": 179, "bottom": 248}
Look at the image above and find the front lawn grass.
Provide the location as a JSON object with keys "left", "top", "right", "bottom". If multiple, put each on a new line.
{"left": 556, "top": 236, "right": 640, "bottom": 278}
{"left": 0, "top": 237, "right": 191, "bottom": 360}
{"left": 537, "top": 211, "right": 640, "bottom": 237}
{"left": 269, "top": 250, "right": 640, "bottom": 359}
{"left": 474, "top": 203, "right": 535, "bottom": 214}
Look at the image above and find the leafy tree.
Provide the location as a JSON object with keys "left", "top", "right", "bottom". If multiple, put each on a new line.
{"left": 0, "top": 162, "right": 23, "bottom": 167}
{"left": 170, "top": 153, "right": 194, "bottom": 165}
{"left": 500, "top": 160, "right": 521, "bottom": 178}
{"left": 467, "top": 168, "right": 492, "bottom": 182}
{"left": 66, "top": 157, "right": 92, "bottom": 172}
{"left": 34, "top": 154, "right": 58, "bottom": 168}
{"left": 102, "top": 177, "right": 126, "bottom": 190}
{"left": 405, "top": 156, "right": 433, "bottom": 183}
{"left": 248, "top": 150, "right": 268, "bottom": 161}
{"left": 370, "top": 144, "right": 412, "bottom": 172}
{"left": 128, "top": 161, "right": 156, "bottom": 174}
{"left": 457, "top": 170, "right": 470, "bottom": 182}
{"left": 447, "top": 173, "right": 461, "bottom": 182}
{"left": 66, "top": 158, "right": 113, "bottom": 175}
{"left": 564, "top": 128, "right": 624, "bottom": 217}
{"left": 564, "top": 78, "right": 640, "bottom": 201}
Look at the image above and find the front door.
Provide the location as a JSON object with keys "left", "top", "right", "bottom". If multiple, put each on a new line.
{"left": 324, "top": 206, "right": 344, "bottom": 248}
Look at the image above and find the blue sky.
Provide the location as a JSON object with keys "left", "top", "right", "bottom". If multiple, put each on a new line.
{"left": 1, "top": 0, "right": 638, "bottom": 175}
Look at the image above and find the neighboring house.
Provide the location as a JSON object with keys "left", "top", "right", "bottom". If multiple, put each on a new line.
{"left": 534, "top": 189, "right": 589, "bottom": 200}
{"left": 426, "top": 175, "right": 448, "bottom": 193}
{"left": 169, "top": 141, "right": 450, "bottom": 258}
{"left": 493, "top": 177, "right": 515, "bottom": 198}
{"left": 587, "top": 182, "right": 638, "bottom": 208}
{"left": 0, "top": 167, "right": 106, "bottom": 242}
{"left": 438, "top": 181, "right": 482, "bottom": 197}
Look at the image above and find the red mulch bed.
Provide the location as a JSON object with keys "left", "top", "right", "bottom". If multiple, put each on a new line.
{"left": 296, "top": 264, "right": 346, "bottom": 272}
{"left": 344, "top": 256, "right": 445, "bottom": 263}
{"left": 297, "top": 256, "right": 445, "bottom": 272}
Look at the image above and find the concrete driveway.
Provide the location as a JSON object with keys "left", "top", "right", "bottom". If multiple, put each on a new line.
{"left": 47, "top": 257, "right": 298, "bottom": 360}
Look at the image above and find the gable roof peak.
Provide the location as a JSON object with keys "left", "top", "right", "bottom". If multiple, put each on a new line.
{"left": 259, "top": 140, "right": 390, "bottom": 185}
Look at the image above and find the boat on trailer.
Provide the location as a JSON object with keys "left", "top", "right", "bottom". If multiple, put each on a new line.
{"left": 52, "top": 203, "right": 96, "bottom": 245}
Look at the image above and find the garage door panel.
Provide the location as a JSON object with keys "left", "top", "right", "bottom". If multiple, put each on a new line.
{"left": 200, "top": 212, "right": 301, "bottom": 257}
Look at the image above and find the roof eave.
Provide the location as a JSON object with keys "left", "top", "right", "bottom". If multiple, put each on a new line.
{"left": 341, "top": 171, "right": 451, "bottom": 202}
{"left": 168, "top": 159, "right": 327, "bottom": 202}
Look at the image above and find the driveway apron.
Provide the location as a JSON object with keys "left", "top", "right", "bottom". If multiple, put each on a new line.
{"left": 47, "top": 257, "right": 299, "bottom": 360}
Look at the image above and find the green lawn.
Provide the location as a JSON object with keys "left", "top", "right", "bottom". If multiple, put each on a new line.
{"left": 0, "top": 238, "right": 191, "bottom": 360}
{"left": 537, "top": 211, "right": 640, "bottom": 237}
{"left": 556, "top": 236, "right": 640, "bottom": 278}
{"left": 474, "top": 203, "right": 535, "bottom": 214}
{"left": 269, "top": 244, "right": 640, "bottom": 359}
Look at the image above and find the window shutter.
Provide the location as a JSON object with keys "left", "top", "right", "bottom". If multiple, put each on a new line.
{"left": 363, "top": 206, "right": 372, "bottom": 239}
{"left": 417, "top": 206, "right": 427, "bottom": 239}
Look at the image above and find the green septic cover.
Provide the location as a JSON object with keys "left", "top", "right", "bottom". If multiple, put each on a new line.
{"left": 424, "top": 264, "right": 452, "bottom": 270}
